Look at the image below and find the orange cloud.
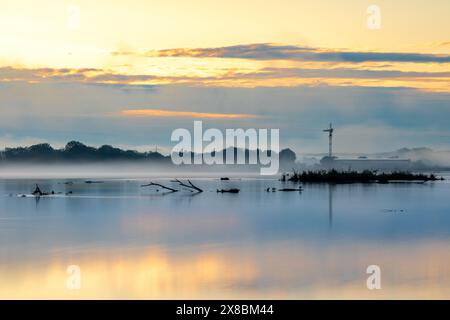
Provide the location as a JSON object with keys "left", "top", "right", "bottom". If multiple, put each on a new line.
{"left": 121, "top": 109, "right": 258, "bottom": 119}
{"left": 2, "top": 60, "right": 449, "bottom": 92}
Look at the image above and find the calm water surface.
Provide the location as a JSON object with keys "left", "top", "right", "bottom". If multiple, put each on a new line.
{"left": 1, "top": 173, "right": 450, "bottom": 299}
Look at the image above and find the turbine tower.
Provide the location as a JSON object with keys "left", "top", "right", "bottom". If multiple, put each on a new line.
{"left": 323, "top": 123, "right": 334, "bottom": 157}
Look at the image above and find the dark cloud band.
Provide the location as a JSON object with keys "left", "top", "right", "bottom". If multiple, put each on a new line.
{"left": 116, "top": 43, "right": 450, "bottom": 63}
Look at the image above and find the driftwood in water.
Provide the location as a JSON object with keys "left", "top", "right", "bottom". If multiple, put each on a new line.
{"left": 217, "top": 188, "right": 240, "bottom": 193}
{"left": 141, "top": 179, "right": 203, "bottom": 193}
{"left": 278, "top": 188, "right": 303, "bottom": 192}
{"left": 173, "top": 179, "right": 203, "bottom": 193}
{"left": 32, "top": 184, "right": 52, "bottom": 196}
{"left": 32, "top": 184, "right": 43, "bottom": 196}
{"left": 141, "top": 182, "right": 178, "bottom": 192}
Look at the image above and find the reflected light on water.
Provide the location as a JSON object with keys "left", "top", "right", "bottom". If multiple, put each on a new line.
{"left": 1, "top": 241, "right": 450, "bottom": 299}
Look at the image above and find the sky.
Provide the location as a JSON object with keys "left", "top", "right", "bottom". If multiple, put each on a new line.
{"left": 0, "top": 0, "right": 449, "bottom": 154}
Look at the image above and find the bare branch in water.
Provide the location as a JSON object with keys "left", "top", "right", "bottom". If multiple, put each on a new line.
{"left": 173, "top": 179, "right": 203, "bottom": 193}
{"left": 141, "top": 182, "right": 178, "bottom": 192}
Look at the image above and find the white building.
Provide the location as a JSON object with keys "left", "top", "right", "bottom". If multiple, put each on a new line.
{"left": 321, "top": 156, "right": 411, "bottom": 171}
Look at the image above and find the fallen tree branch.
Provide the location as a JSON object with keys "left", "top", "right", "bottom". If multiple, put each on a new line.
{"left": 141, "top": 182, "right": 178, "bottom": 192}
{"left": 187, "top": 180, "right": 203, "bottom": 192}
{"left": 173, "top": 179, "right": 203, "bottom": 193}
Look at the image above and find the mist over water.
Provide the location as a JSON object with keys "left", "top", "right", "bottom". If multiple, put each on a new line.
{"left": 0, "top": 163, "right": 264, "bottom": 180}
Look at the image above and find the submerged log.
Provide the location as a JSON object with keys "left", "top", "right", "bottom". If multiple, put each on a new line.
{"left": 217, "top": 188, "right": 240, "bottom": 193}
{"left": 278, "top": 188, "right": 303, "bottom": 192}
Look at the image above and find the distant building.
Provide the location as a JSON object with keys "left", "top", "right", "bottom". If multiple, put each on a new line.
{"left": 320, "top": 156, "right": 411, "bottom": 171}
{"left": 319, "top": 124, "right": 411, "bottom": 171}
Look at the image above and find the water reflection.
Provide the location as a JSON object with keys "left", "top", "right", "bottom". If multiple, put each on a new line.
{"left": 329, "top": 185, "right": 334, "bottom": 229}
{"left": 1, "top": 241, "right": 450, "bottom": 299}
{"left": 1, "top": 177, "right": 450, "bottom": 299}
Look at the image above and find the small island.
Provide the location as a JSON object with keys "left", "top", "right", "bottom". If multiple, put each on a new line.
{"left": 283, "top": 170, "right": 443, "bottom": 184}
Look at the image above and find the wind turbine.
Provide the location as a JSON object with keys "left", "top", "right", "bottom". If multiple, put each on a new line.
{"left": 323, "top": 123, "right": 334, "bottom": 157}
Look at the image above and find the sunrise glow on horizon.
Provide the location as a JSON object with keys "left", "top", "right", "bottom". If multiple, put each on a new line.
{"left": 0, "top": 0, "right": 449, "bottom": 153}
{"left": 1, "top": 0, "right": 449, "bottom": 91}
